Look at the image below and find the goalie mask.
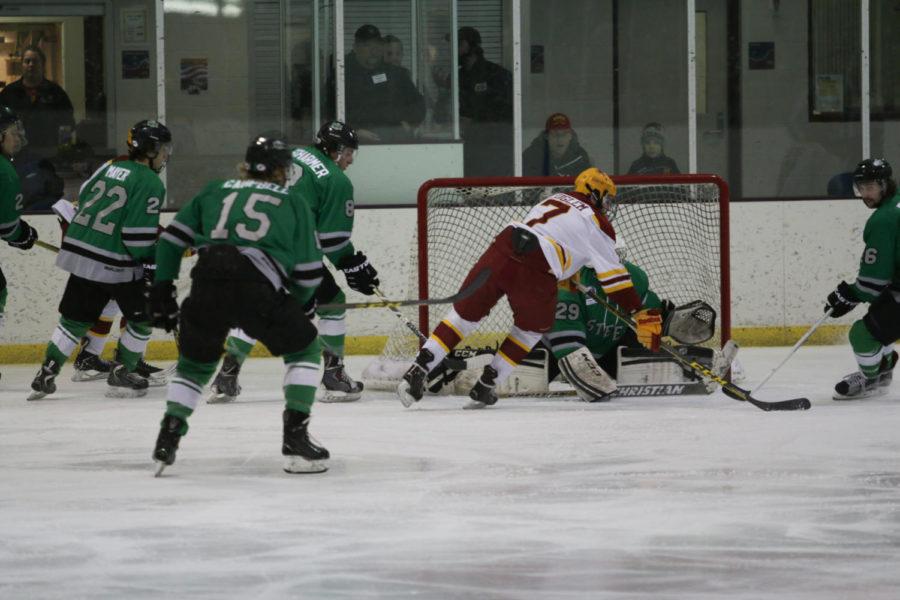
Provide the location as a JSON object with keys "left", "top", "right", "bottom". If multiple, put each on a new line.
{"left": 574, "top": 167, "right": 617, "bottom": 219}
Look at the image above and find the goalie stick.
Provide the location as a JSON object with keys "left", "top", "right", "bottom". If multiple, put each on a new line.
{"left": 575, "top": 283, "right": 811, "bottom": 412}
{"left": 320, "top": 267, "right": 491, "bottom": 310}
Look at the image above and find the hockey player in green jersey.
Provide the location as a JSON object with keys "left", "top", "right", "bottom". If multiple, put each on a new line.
{"left": 148, "top": 133, "right": 329, "bottom": 475}
{"left": 208, "top": 121, "right": 379, "bottom": 403}
{"left": 545, "top": 261, "right": 663, "bottom": 400}
{"left": 28, "top": 120, "right": 171, "bottom": 400}
{"left": 0, "top": 106, "right": 39, "bottom": 365}
{"left": 826, "top": 158, "right": 900, "bottom": 400}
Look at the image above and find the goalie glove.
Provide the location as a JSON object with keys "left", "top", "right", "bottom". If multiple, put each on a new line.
{"left": 338, "top": 251, "right": 380, "bottom": 295}
{"left": 634, "top": 308, "right": 662, "bottom": 352}
{"left": 147, "top": 281, "right": 179, "bottom": 332}
{"left": 825, "top": 281, "right": 858, "bottom": 318}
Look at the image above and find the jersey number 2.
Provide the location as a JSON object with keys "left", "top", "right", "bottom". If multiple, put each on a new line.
{"left": 211, "top": 192, "right": 282, "bottom": 242}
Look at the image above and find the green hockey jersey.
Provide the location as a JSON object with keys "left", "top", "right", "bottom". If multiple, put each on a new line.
{"left": 56, "top": 159, "right": 164, "bottom": 283}
{"left": 547, "top": 262, "right": 661, "bottom": 360}
{"left": 156, "top": 178, "right": 322, "bottom": 303}
{"left": 852, "top": 192, "right": 900, "bottom": 303}
{"left": 0, "top": 155, "right": 25, "bottom": 243}
{"left": 288, "top": 146, "right": 356, "bottom": 265}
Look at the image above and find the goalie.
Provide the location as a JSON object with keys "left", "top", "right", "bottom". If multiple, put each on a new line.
{"left": 544, "top": 261, "right": 723, "bottom": 402}
{"left": 427, "top": 245, "right": 731, "bottom": 401}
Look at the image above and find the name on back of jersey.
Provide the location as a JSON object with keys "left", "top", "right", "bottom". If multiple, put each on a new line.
{"left": 106, "top": 165, "right": 131, "bottom": 182}
{"left": 292, "top": 148, "right": 329, "bottom": 178}
{"left": 223, "top": 179, "right": 289, "bottom": 194}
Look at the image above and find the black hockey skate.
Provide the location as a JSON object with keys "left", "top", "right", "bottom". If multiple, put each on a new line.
{"left": 72, "top": 346, "right": 112, "bottom": 382}
{"left": 320, "top": 351, "right": 364, "bottom": 403}
{"left": 106, "top": 363, "right": 149, "bottom": 398}
{"left": 153, "top": 414, "right": 186, "bottom": 477}
{"left": 282, "top": 409, "right": 329, "bottom": 473}
{"left": 464, "top": 365, "right": 499, "bottom": 410}
{"left": 397, "top": 348, "right": 434, "bottom": 408}
{"left": 28, "top": 358, "right": 60, "bottom": 400}
{"left": 833, "top": 371, "right": 884, "bottom": 401}
{"left": 207, "top": 354, "right": 242, "bottom": 404}
{"left": 136, "top": 358, "right": 170, "bottom": 387}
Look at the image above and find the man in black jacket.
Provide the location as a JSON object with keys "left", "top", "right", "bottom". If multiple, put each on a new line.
{"left": 458, "top": 26, "right": 513, "bottom": 177}
{"left": 344, "top": 25, "right": 425, "bottom": 143}
{"left": 522, "top": 113, "right": 592, "bottom": 177}
{"left": 0, "top": 46, "right": 74, "bottom": 161}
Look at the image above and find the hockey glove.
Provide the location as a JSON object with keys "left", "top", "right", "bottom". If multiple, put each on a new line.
{"left": 634, "top": 308, "right": 663, "bottom": 352}
{"left": 147, "top": 281, "right": 179, "bottom": 332}
{"left": 338, "top": 251, "right": 380, "bottom": 295}
{"left": 7, "top": 220, "right": 37, "bottom": 250}
{"left": 825, "top": 281, "right": 858, "bottom": 318}
{"left": 141, "top": 263, "right": 157, "bottom": 290}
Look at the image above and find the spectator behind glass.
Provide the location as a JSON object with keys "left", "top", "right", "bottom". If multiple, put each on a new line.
{"left": 627, "top": 122, "right": 680, "bottom": 175}
{"left": 458, "top": 26, "right": 513, "bottom": 177}
{"left": 382, "top": 35, "right": 404, "bottom": 68}
{"left": 522, "top": 112, "right": 592, "bottom": 177}
{"left": 344, "top": 24, "right": 425, "bottom": 144}
{"left": 0, "top": 45, "right": 74, "bottom": 162}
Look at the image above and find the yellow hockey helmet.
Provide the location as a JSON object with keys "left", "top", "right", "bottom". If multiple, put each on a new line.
{"left": 574, "top": 167, "right": 617, "bottom": 216}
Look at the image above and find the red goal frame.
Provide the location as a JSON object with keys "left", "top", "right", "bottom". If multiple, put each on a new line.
{"left": 416, "top": 174, "right": 731, "bottom": 346}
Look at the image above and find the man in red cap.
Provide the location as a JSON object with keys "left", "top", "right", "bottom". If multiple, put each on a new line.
{"left": 523, "top": 112, "right": 593, "bottom": 177}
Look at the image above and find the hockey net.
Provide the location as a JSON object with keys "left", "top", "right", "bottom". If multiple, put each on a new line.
{"left": 363, "top": 175, "right": 730, "bottom": 390}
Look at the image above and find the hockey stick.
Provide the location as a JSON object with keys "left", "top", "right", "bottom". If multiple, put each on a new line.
{"left": 753, "top": 307, "right": 833, "bottom": 394}
{"left": 374, "top": 286, "right": 429, "bottom": 342}
{"left": 575, "top": 283, "right": 811, "bottom": 411}
{"left": 319, "top": 267, "right": 491, "bottom": 310}
{"left": 372, "top": 286, "right": 466, "bottom": 371}
{"left": 35, "top": 239, "right": 61, "bottom": 253}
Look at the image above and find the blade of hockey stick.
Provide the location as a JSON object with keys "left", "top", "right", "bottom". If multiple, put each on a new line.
{"left": 575, "top": 283, "right": 810, "bottom": 412}
{"left": 320, "top": 267, "right": 491, "bottom": 310}
{"left": 752, "top": 307, "right": 833, "bottom": 394}
{"left": 36, "top": 239, "right": 61, "bottom": 253}
{"left": 373, "top": 286, "right": 466, "bottom": 371}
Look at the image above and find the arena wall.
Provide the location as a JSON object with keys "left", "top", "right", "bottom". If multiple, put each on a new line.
{"left": 0, "top": 198, "right": 868, "bottom": 362}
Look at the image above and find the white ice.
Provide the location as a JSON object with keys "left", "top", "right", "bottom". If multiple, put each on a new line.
{"left": 1, "top": 346, "right": 899, "bottom": 599}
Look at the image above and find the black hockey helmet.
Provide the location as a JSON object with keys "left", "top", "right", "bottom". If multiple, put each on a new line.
{"left": 244, "top": 132, "right": 292, "bottom": 179}
{"left": 127, "top": 119, "right": 173, "bottom": 164}
{"left": 315, "top": 121, "right": 358, "bottom": 154}
{"left": 853, "top": 158, "right": 895, "bottom": 199}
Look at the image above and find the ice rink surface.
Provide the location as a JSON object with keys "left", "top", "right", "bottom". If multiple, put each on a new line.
{"left": 1, "top": 345, "right": 899, "bottom": 599}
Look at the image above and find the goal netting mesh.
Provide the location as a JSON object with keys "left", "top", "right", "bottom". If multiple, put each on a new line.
{"left": 362, "top": 175, "right": 729, "bottom": 388}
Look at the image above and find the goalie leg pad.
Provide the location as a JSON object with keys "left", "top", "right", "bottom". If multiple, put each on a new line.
{"left": 558, "top": 346, "right": 616, "bottom": 402}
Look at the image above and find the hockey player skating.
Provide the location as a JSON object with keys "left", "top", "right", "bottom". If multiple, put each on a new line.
{"left": 0, "top": 106, "right": 39, "bottom": 380}
{"left": 825, "top": 158, "right": 900, "bottom": 400}
{"left": 28, "top": 120, "right": 171, "bottom": 400}
{"left": 147, "top": 133, "right": 329, "bottom": 475}
{"left": 51, "top": 198, "right": 167, "bottom": 384}
{"left": 398, "top": 166, "right": 663, "bottom": 409}
{"left": 207, "top": 121, "right": 379, "bottom": 404}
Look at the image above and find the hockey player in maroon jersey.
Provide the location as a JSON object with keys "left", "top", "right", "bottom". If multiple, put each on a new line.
{"left": 397, "top": 167, "right": 663, "bottom": 409}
